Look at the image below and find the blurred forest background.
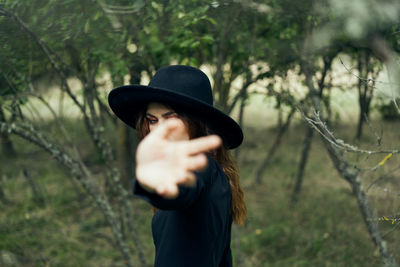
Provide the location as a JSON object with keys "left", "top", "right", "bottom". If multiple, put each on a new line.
{"left": 0, "top": 0, "right": 400, "bottom": 266}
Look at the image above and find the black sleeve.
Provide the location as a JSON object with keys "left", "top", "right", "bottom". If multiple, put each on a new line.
{"left": 133, "top": 155, "right": 215, "bottom": 210}
{"left": 219, "top": 247, "right": 232, "bottom": 267}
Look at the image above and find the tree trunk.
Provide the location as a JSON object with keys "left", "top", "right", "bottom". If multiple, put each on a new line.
{"left": 117, "top": 120, "right": 136, "bottom": 190}
{"left": 23, "top": 169, "right": 45, "bottom": 206}
{"left": 0, "top": 106, "right": 16, "bottom": 158}
{"left": 356, "top": 50, "right": 373, "bottom": 141}
{"left": 254, "top": 108, "right": 295, "bottom": 185}
{"left": 324, "top": 143, "right": 397, "bottom": 267}
{"left": 0, "top": 121, "right": 136, "bottom": 267}
{"left": 0, "top": 183, "right": 9, "bottom": 205}
{"left": 234, "top": 87, "right": 247, "bottom": 160}
{"left": 0, "top": 7, "right": 145, "bottom": 266}
{"left": 356, "top": 109, "right": 365, "bottom": 141}
{"left": 126, "top": 66, "right": 147, "bottom": 267}
{"left": 301, "top": 52, "right": 396, "bottom": 265}
{"left": 291, "top": 46, "right": 332, "bottom": 204}
{"left": 277, "top": 104, "right": 283, "bottom": 129}
{"left": 290, "top": 126, "right": 314, "bottom": 205}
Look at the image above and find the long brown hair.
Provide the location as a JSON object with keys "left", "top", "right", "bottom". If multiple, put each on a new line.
{"left": 136, "top": 104, "right": 247, "bottom": 225}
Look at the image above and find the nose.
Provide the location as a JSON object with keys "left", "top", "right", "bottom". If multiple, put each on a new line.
{"left": 149, "top": 117, "right": 167, "bottom": 132}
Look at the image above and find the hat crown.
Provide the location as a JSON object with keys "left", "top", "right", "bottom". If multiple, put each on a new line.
{"left": 148, "top": 65, "right": 213, "bottom": 105}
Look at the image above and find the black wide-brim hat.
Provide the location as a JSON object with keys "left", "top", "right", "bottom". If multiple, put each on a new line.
{"left": 108, "top": 65, "right": 243, "bottom": 149}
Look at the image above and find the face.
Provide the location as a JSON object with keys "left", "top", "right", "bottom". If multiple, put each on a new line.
{"left": 146, "top": 102, "right": 190, "bottom": 140}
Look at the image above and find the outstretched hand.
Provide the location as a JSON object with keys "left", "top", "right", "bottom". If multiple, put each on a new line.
{"left": 135, "top": 119, "right": 222, "bottom": 199}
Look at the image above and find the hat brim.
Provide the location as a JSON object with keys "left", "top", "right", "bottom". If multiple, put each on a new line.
{"left": 108, "top": 85, "right": 243, "bottom": 149}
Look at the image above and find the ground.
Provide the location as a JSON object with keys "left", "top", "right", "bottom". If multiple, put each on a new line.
{"left": 0, "top": 114, "right": 399, "bottom": 266}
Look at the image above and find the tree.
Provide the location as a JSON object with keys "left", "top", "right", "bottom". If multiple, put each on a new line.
{"left": 252, "top": 0, "right": 400, "bottom": 264}
{"left": 0, "top": 2, "right": 145, "bottom": 265}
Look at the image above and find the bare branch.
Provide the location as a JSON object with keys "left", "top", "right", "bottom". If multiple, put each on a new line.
{"left": 303, "top": 110, "right": 400, "bottom": 155}
{"left": 0, "top": 6, "right": 85, "bottom": 113}
{"left": 363, "top": 113, "right": 383, "bottom": 147}
{"left": 382, "top": 221, "right": 400, "bottom": 239}
{"left": 268, "top": 62, "right": 397, "bottom": 264}
{"left": 0, "top": 120, "right": 135, "bottom": 267}
{"left": 227, "top": 77, "right": 253, "bottom": 115}
{"left": 254, "top": 107, "right": 296, "bottom": 185}
{"left": 339, "top": 57, "right": 397, "bottom": 88}
{"left": 366, "top": 165, "right": 400, "bottom": 192}
{"left": 0, "top": 71, "right": 24, "bottom": 120}
{"left": 385, "top": 61, "right": 400, "bottom": 114}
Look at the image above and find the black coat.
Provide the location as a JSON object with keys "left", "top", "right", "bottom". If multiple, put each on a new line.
{"left": 134, "top": 155, "right": 233, "bottom": 267}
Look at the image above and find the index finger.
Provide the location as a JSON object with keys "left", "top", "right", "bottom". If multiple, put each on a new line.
{"left": 184, "top": 135, "right": 222, "bottom": 155}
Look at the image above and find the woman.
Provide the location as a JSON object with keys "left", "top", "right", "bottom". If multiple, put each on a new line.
{"left": 108, "top": 65, "right": 247, "bottom": 267}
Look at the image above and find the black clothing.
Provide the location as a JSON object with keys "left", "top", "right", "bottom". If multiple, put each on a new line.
{"left": 134, "top": 156, "right": 233, "bottom": 267}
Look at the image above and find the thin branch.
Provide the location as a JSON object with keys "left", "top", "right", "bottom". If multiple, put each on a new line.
{"left": 339, "top": 57, "right": 398, "bottom": 87}
{"left": 24, "top": 98, "right": 46, "bottom": 122}
{"left": 254, "top": 107, "right": 296, "bottom": 185}
{"left": 0, "top": 8, "right": 146, "bottom": 263}
{"left": 0, "top": 6, "right": 85, "bottom": 113}
{"left": 366, "top": 165, "right": 400, "bottom": 192}
{"left": 303, "top": 110, "right": 400, "bottom": 155}
{"left": 266, "top": 87, "right": 398, "bottom": 156}
{"left": 0, "top": 120, "right": 135, "bottom": 267}
{"left": 382, "top": 222, "right": 400, "bottom": 239}
{"left": 95, "top": 92, "right": 117, "bottom": 126}
{"left": 31, "top": 93, "right": 87, "bottom": 164}
{"left": 227, "top": 77, "right": 254, "bottom": 115}
{"left": 363, "top": 113, "right": 383, "bottom": 147}
{"left": 385, "top": 62, "right": 400, "bottom": 114}
{"left": 0, "top": 71, "right": 24, "bottom": 120}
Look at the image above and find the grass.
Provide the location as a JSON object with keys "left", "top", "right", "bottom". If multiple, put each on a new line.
{"left": 0, "top": 114, "right": 399, "bottom": 266}
{"left": 235, "top": 118, "right": 400, "bottom": 266}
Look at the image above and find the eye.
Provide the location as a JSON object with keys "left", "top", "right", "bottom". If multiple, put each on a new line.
{"left": 165, "top": 112, "right": 179, "bottom": 119}
{"left": 146, "top": 116, "right": 158, "bottom": 125}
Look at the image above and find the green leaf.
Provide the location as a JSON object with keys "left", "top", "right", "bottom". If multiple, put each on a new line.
{"left": 179, "top": 39, "right": 193, "bottom": 48}
{"left": 200, "top": 35, "right": 214, "bottom": 44}
{"left": 84, "top": 20, "right": 90, "bottom": 33}
{"left": 204, "top": 17, "right": 217, "bottom": 25}
{"left": 190, "top": 40, "right": 200, "bottom": 49}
